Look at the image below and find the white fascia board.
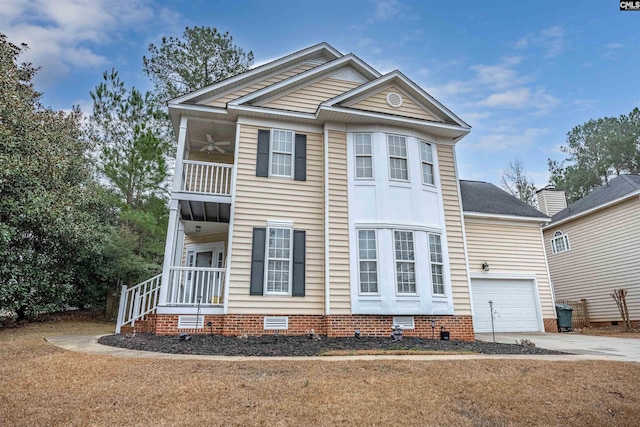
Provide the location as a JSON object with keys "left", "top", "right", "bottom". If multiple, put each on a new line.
{"left": 463, "top": 211, "right": 551, "bottom": 223}
{"left": 323, "top": 71, "right": 470, "bottom": 129}
{"left": 227, "top": 54, "right": 379, "bottom": 107}
{"left": 542, "top": 190, "right": 640, "bottom": 229}
{"left": 168, "top": 42, "right": 343, "bottom": 105}
{"left": 320, "top": 105, "right": 471, "bottom": 135}
{"left": 168, "top": 103, "right": 228, "bottom": 116}
{"left": 228, "top": 104, "right": 316, "bottom": 120}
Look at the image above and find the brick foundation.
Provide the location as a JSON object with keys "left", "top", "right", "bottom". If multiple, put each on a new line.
{"left": 152, "top": 314, "right": 475, "bottom": 341}
{"left": 588, "top": 320, "right": 640, "bottom": 328}
{"left": 543, "top": 318, "right": 558, "bottom": 333}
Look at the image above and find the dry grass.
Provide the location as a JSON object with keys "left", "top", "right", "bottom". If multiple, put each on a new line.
{"left": 2, "top": 319, "right": 640, "bottom": 426}
{"left": 319, "top": 349, "right": 475, "bottom": 356}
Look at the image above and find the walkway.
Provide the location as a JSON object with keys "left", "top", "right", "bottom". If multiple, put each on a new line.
{"left": 46, "top": 334, "right": 637, "bottom": 362}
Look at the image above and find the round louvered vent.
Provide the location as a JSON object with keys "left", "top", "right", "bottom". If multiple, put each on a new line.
{"left": 386, "top": 92, "right": 403, "bottom": 108}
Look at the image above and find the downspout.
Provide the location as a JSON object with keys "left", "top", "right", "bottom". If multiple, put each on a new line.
{"left": 324, "top": 127, "right": 331, "bottom": 316}
{"left": 539, "top": 226, "right": 557, "bottom": 322}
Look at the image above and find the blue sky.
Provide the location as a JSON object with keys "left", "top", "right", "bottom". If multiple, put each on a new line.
{"left": 2, "top": 0, "right": 639, "bottom": 188}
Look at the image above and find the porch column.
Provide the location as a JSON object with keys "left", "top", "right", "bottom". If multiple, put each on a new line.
{"left": 173, "top": 222, "right": 186, "bottom": 266}
{"left": 159, "top": 199, "right": 180, "bottom": 305}
{"left": 160, "top": 115, "right": 189, "bottom": 305}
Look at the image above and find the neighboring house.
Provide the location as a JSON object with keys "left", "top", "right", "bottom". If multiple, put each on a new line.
{"left": 460, "top": 181, "right": 555, "bottom": 333}
{"left": 541, "top": 175, "right": 640, "bottom": 326}
{"left": 116, "top": 43, "right": 558, "bottom": 339}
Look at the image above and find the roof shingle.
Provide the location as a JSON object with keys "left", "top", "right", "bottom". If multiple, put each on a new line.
{"left": 550, "top": 174, "right": 640, "bottom": 223}
{"left": 459, "top": 180, "right": 549, "bottom": 219}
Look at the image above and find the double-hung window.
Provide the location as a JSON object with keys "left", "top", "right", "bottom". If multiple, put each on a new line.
{"left": 355, "top": 133, "right": 374, "bottom": 179}
{"left": 266, "top": 227, "right": 292, "bottom": 294}
{"left": 394, "top": 230, "right": 416, "bottom": 294}
{"left": 551, "top": 230, "right": 570, "bottom": 254}
{"left": 387, "top": 135, "right": 409, "bottom": 181}
{"left": 420, "top": 141, "right": 435, "bottom": 185}
{"left": 357, "top": 229, "right": 378, "bottom": 293}
{"left": 428, "top": 233, "right": 444, "bottom": 295}
{"left": 270, "top": 130, "right": 294, "bottom": 177}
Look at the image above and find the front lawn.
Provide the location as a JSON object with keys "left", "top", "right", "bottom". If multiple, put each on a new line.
{"left": 1, "top": 317, "right": 639, "bottom": 426}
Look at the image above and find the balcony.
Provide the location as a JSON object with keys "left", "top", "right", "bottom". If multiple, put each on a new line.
{"left": 180, "top": 160, "right": 233, "bottom": 197}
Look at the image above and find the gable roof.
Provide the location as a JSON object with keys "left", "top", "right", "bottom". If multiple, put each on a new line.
{"left": 324, "top": 70, "right": 469, "bottom": 128}
{"left": 170, "top": 42, "right": 342, "bottom": 105}
{"left": 460, "top": 180, "right": 549, "bottom": 220}
{"left": 167, "top": 42, "right": 472, "bottom": 141}
{"left": 549, "top": 174, "right": 640, "bottom": 225}
{"left": 228, "top": 53, "right": 379, "bottom": 106}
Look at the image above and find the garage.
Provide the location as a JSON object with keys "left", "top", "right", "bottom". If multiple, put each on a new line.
{"left": 471, "top": 278, "right": 542, "bottom": 333}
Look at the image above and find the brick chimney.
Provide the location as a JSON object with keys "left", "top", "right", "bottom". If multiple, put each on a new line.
{"left": 536, "top": 186, "right": 567, "bottom": 216}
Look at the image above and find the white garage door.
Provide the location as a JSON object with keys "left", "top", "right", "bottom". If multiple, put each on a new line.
{"left": 471, "top": 278, "right": 542, "bottom": 333}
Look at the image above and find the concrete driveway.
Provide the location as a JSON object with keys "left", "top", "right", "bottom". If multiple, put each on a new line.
{"left": 476, "top": 332, "right": 640, "bottom": 363}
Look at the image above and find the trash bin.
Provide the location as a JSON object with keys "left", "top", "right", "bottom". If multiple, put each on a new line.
{"left": 555, "top": 303, "right": 573, "bottom": 332}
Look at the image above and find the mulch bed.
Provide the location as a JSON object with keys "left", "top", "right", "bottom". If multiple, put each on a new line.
{"left": 98, "top": 333, "right": 568, "bottom": 357}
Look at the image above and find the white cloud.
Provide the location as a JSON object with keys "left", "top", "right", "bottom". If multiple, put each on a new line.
{"left": 426, "top": 81, "right": 473, "bottom": 98}
{"left": 604, "top": 42, "right": 624, "bottom": 59}
{"left": 477, "top": 87, "right": 559, "bottom": 114}
{"left": 0, "top": 0, "right": 177, "bottom": 86}
{"left": 514, "top": 25, "right": 567, "bottom": 58}
{"left": 572, "top": 99, "right": 595, "bottom": 110}
{"left": 372, "top": 0, "right": 400, "bottom": 21}
{"left": 477, "top": 88, "right": 530, "bottom": 109}
{"left": 474, "top": 127, "right": 550, "bottom": 151}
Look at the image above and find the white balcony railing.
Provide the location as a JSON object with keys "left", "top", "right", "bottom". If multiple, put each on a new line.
{"left": 166, "top": 267, "right": 225, "bottom": 306}
{"left": 181, "top": 160, "right": 232, "bottom": 196}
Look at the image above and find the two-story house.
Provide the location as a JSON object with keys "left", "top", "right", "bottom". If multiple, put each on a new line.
{"left": 116, "top": 43, "right": 557, "bottom": 340}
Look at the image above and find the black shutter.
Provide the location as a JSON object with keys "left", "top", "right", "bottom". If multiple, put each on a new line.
{"left": 250, "top": 228, "right": 266, "bottom": 295}
{"left": 256, "top": 130, "right": 270, "bottom": 177}
{"left": 292, "top": 230, "right": 306, "bottom": 296}
{"left": 294, "top": 134, "right": 306, "bottom": 181}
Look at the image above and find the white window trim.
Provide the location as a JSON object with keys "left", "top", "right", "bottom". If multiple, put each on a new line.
{"left": 428, "top": 233, "right": 445, "bottom": 296}
{"left": 393, "top": 230, "right": 418, "bottom": 296}
{"left": 357, "top": 229, "right": 379, "bottom": 295}
{"left": 269, "top": 129, "right": 295, "bottom": 178}
{"left": 387, "top": 134, "right": 410, "bottom": 182}
{"left": 354, "top": 133, "right": 374, "bottom": 180}
{"left": 419, "top": 140, "right": 435, "bottom": 186}
{"left": 551, "top": 230, "right": 570, "bottom": 254}
{"left": 264, "top": 225, "right": 294, "bottom": 295}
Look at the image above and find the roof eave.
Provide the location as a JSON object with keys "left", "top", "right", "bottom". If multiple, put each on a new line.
{"left": 543, "top": 190, "right": 640, "bottom": 229}
{"left": 464, "top": 211, "right": 550, "bottom": 223}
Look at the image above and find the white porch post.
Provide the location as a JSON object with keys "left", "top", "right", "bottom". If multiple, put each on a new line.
{"left": 173, "top": 222, "right": 186, "bottom": 266}
{"left": 159, "top": 116, "right": 189, "bottom": 305}
{"left": 159, "top": 200, "right": 180, "bottom": 305}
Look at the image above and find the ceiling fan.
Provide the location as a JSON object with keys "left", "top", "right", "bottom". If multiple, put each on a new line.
{"left": 193, "top": 134, "right": 230, "bottom": 153}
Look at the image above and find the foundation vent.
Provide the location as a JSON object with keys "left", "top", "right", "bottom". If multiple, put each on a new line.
{"left": 393, "top": 316, "right": 415, "bottom": 330}
{"left": 178, "top": 315, "right": 204, "bottom": 329}
{"left": 264, "top": 316, "right": 289, "bottom": 330}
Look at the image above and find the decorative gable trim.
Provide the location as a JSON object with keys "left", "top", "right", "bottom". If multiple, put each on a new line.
{"left": 329, "top": 68, "right": 369, "bottom": 83}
